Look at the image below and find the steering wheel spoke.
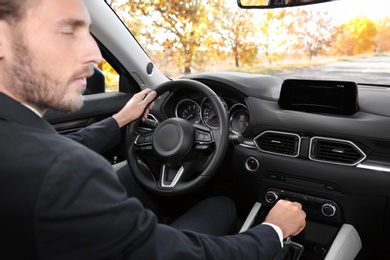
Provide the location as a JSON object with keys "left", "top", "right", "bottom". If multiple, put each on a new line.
{"left": 158, "top": 165, "right": 184, "bottom": 189}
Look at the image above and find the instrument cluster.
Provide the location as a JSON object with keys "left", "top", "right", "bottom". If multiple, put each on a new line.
{"left": 174, "top": 95, "right": 250, "bottom": 134}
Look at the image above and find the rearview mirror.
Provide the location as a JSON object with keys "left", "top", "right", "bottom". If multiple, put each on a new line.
{"left": 237, "top": 0, "right": 337, "bottom": 9}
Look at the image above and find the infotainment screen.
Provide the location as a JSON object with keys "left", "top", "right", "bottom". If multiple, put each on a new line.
{"left": 278, "top": 79, "right": 359, "bottom": 115}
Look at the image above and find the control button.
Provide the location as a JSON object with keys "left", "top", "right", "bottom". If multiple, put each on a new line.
{"left": 304, "top": 195, "right": 314, "bottom": 202}
{"left": 195, "top": 145, "right": 209, "bottom": 150}
{"left": 322, "top": 203, "right": 336, "bottom": 217}
{"left": 314, "top": 246, "right": 327, "bottom": 255}
{"left": 245, "top": 157, "right": 259, "bottom": 172}
{"left": 324, "top": 184, "right": 342, "bottom": 192}
{"left": 267, "top": 173, "right": 286, "bottom": 182}
{"left": 265, "top": 190, "right": 279, "bottom": 203}
{"left": 140, "top": 145, "right": 152, "bottom": 151}
{"left": 196, "top": 132, "right": 205, "bottom": 141}
{"left": 145, "top": 134, "right": 152, "bottom": 142}
{"left": 203, "top": 133, "right": 212, "bottom": 142}
{"left": 314, "top": 197, "right": 325, "bottom": 204}
{"left": 292, "top": 194, "right": 307, "bottom": 201}
{"left": 137, "top": 136, "right": 145, "bottom": 144}
{"left": 268, "top": 173, "right": 278, "bottom": 180}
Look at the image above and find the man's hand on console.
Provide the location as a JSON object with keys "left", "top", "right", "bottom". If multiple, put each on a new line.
{"left": 265, "top": 199, "right": 307, "bottom": 238}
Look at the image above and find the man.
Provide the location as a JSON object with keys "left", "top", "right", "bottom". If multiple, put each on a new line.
{"left": 0, "top": 0, "right": 306, "bottom": 259}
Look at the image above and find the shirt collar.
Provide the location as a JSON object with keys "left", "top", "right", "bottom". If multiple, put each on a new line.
{"left": 22, "top": 103, "right": 44, "bottom": 118}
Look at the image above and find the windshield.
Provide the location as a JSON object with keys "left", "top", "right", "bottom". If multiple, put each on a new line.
{"left": 106, "top": 0, "right": 390, "bottom": 86}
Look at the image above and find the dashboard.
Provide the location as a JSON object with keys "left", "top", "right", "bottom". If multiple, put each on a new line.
{"left": 172, "top": 72, "right": 390, "bottom": 258}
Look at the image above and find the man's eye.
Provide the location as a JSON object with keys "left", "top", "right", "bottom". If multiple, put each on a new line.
{"left": 61, "top": 30, "right": 74, "bottom": 35}
{"left": 60, "top": 26, "right": 75, "bottom": 35}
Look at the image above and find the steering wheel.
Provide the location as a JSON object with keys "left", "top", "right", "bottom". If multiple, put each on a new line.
{"left": 126, "top": 79, "right": 229, "bottom": 196}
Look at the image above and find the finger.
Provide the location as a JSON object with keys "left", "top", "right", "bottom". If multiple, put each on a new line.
{"left": 296, "top": 220, "right": 306, "bottom": 235}
{"left": 292, "top": 201, "right": 302, "bottom": 210}
{"left": 143, "top": 108, "right": 150, "bottom": 119}
{"left": 141, "top": 88, "right": 152, "bottom": 95}
{"left": 134, "top": 88, "right": 151, "bottom": 100}
{"left": 148, "top": 101, "right": 155, "bottom": 111}
{"left": 142, "top": 91, "right": 157, "bottom": 104}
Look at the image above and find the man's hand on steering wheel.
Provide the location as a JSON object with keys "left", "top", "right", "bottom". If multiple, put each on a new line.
{"left": 113, "top": 89, "right": 157, "bottom": 128}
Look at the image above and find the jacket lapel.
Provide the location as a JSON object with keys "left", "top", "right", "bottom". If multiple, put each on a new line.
{"left": 0, "top": 92, "right": 57, "bottom": 134}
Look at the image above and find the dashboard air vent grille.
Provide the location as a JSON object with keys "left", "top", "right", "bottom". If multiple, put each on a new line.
{"left": 309, "top": 137, "right": 366, "bottom": 166}
{"left": 254, "top": 131, "right": 300, "bottom": 157}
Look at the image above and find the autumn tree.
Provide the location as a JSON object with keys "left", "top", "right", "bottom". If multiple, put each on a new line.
{"left": 289, "top": 9, "right": 333, "bottom": 59}
{"left": 213, "top": 6, "right": 258, "bottom": 68}
{"left": 375, "top": 16, "right": 390, "bottom": 53}
{"left": 106, "top": 1, "right": 143, "bottom": 37}
{"left": 258, "top": 9, "right": 289, "bottom": 64}
{"left": 332, "top": 16, "right": 377, "bottom": 55}
{"left": 113, "top": 0, "right": 217, "bottom": 75}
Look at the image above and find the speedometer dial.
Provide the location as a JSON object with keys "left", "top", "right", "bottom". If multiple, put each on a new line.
{"left": 175, "top": 99, "right": 201, "bottom": 124}
{"left": 201, "top": 97, "right": 228, "bottom": 129}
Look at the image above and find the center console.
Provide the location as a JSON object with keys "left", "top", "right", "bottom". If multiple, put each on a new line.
{"left": 240, "top": 196, "right": 362, "bottom": 260}
{"left": 263, "top": 188, "right": 342, "bottom": 222}
{"left": 231, "top": 142, "right": 370, "bottom": 259}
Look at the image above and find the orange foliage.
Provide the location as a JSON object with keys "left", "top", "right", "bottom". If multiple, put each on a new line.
{"left": 332, "top": 16, "right": 377, "bottom": 55}
{"left": 108, "top": 0, "right": 390, "bottom": 75}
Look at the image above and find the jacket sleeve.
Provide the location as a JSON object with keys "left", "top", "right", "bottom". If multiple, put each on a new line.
{"left": 34, "top": 143, "right": 283, "bottom": 260}
{"left": 65, "top": 117, "right": 121, "bottom": 153}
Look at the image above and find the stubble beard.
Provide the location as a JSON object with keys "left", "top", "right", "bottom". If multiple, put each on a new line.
{"left": 8, "top": 34, "right": 85, "bottom": 113}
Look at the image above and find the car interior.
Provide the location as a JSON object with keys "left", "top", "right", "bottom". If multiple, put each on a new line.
{"left": 43, "top": 0, "right": 390, "bottom": 259}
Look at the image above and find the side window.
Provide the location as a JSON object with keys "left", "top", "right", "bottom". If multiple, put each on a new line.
{"left": 85, "top": 59, "right": 120, "bottom": 95}
{"left": 101, "top": 59, "right": 120, "bottom": 93}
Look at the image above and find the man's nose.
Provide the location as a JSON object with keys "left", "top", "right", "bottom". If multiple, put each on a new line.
{"left": 84, "top": 33, "right": 103, "bottom": 65}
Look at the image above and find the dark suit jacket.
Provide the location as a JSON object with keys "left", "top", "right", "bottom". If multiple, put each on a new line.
{"left": 0, "top": 93, "right": 283, "bottom": 259}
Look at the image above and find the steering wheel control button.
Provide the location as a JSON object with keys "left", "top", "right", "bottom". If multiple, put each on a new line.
{"left": 194, "top": 128, "right": 213, "bottom": 151}
{"left": 195, "top": 145, "right": 209, "bottom": 150}
{"left": 144, "top": 133, "right": 153, "bottom": 142}
{"left": 203, "top": 133, "right": 212, "bottom": 142}
{"left": 195, "top": 131, "right": 209, "bottom": 142}
{"left": 135, "top": 132, "right": 153, "bottom": 146}
{"left": 245, "top": 157, "right": 259, "bottom": 172}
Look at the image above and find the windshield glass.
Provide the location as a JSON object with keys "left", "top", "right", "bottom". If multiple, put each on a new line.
{"left": 106, "top": 0, "right": 390, "bottom": 86}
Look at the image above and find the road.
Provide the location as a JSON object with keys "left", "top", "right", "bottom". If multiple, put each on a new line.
{"left": 272, "top": 56, "right": 390, "bottom": 86}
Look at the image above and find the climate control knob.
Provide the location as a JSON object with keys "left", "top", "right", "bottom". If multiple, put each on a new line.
{"left": 321, "top": 203, "right": 336, "bottom": 217}
{"left": 265, "top": 191, "right": 279, "bottom": 204}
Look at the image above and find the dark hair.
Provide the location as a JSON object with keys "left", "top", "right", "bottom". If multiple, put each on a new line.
{"left": 0, "top": 0, "right": 35, "bottom": 22}
{"left": 0, "top": 1, "right": 20, "bottom": 21}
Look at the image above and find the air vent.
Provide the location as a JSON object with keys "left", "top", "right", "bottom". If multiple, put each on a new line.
{"left": 309, "top": 137, "right": 366, "bottom": 166}
{"left": 254, "top": 131, "right": 300, "bottom": 157}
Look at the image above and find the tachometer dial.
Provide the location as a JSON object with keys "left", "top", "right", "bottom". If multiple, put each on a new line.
{"left": 229, "top": 109, "right": 250, "bottom": 134}
{"left": 175, "top": 99, "right": 201, "bottom": 124}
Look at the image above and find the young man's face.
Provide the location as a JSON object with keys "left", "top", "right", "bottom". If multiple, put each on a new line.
{"left": 1, "top": 0, "right": 102, "bottom": 113}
